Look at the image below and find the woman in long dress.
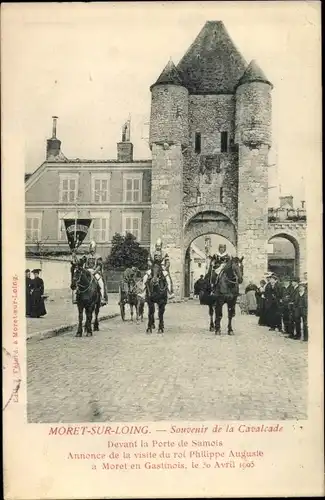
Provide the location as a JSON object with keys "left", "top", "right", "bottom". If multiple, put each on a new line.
{"left": 30, "top": 269, "right": 47, "bottom": 318}
{"left": 245, "top": 281, "right": 258, "bottom": 315}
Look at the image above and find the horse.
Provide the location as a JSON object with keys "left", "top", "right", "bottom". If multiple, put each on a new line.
{"left": 202, "top": 256, "right": 244, "bottom": 335}
{"left": 145, "top": 262, "right": 168, "bottom": 334}
{"left": 119, "top": 277, "right": 145, "bottom": 323}
{"left": 70, "top": 262, "right": 101, "bottom": 337}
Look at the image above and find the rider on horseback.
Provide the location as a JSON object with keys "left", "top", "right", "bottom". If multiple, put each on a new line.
{"left": 122, "top": 266, "right": 140, "bottom": 294}
{"left": 142, "top": 238, "right": 174, "bottom": 299}
{"left": 72, "top": 240, "right": 108, "bottom": 306}
{"left": 211, "top": 244, "right": 231, "bottom": 282}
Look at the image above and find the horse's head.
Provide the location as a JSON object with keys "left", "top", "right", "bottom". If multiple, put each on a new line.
{"left": 230, "top": 256, "right": 244, "bottom": 284}
{"left": 151, "top": 262, "right": 163, "bottom": 282}
{"left": 71, "top": 263, "right": 90, "bottom": 290}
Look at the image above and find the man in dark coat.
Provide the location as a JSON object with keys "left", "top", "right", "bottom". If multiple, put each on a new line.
{"left": 30, "top": 269, "right": 47, "bottom": 318}
{"left": 292, "top": 282, "right": 308, "bottom": 341}
{"left": 286, "top": 277, "right": 299, "bottom": 338}
{"left": 265, "top": 274, "right": 283, "bottom": 331}
{"left": 281, "top": 276, "right": 294, "bottom": 335}
{"left": 257, "top": 279, "right": 267, "bottom": 325}
{"left": 194, "top": 275, "right": 205, "bottom": 297}
{"left": 25, "top": 269, "right": 32, "bottom": 316}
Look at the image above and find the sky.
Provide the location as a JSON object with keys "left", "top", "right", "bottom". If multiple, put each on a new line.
{"left": 5, "top": 2, "right": 320, "bottom": 207}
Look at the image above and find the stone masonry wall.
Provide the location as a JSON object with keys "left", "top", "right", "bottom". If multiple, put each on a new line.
{"left": 237, "top": 144, "right": 269, "bottom": 286}
{"left": 235, "top": 82, "right": 272, "bottom": 147}
{"left": 149, "top": 85, "right": 189, "bottom": 147}
{"left": 183, "top": 95, "right": 238, "bottom": 224}
{"left": 150, "top": 144, "right": 184, "bottom": 298}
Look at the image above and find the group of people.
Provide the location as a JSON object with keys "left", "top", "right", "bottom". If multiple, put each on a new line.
{"left": 245, "top": 273, "right": 308, "bottom": 341}
{"left": 25, "top": 268, "right": 47, "bottom": 318}
{"left": 71, "top": 238, "right": 175, "bottom": 305}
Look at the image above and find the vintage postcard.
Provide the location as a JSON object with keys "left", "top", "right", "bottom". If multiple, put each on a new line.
{"left": 2, "top": 1, "right": 323, "bottom": 498}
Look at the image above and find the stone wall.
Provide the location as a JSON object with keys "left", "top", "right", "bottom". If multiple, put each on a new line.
{"left": 149, "top": 84, "right": 189, "bottom": 147}
{"left": 150, "top": 144, "right": 184, "bottom": 297}
{"left": 183, "top": 94, "right": 238, "bottom": 223}
{"left": 235, "top": 82, "right": 272, "bottom": 147}
{"left": 237, "top": 145, "right": 269, "bottom": 286}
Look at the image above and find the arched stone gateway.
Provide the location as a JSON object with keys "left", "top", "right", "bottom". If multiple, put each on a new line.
{"left": 183, "top": 211, "right": 237, "bottom": 297}
{"left": 267, "top": 222, "right": 306, "bottom": 278}
{"left": 184, "top": 211, "right": 237, "bottom": 250}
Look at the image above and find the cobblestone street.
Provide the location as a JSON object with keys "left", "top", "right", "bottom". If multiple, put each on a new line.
{"left": 27, "top": 300, "right": 308, "bottom": 423}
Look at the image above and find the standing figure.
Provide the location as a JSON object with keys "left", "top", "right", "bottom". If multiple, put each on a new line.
{"left": 265, "top": 274, "right": 283, "bottom": 331}
{"left": 194, "top": 275, "right": 205, "bottom": 298}
{"left": 25, "top": 269, "right": 32, "bottom": 317}
{"left": 30, "top": 269, "right": 47, "bottom": 318}
{"left": 281, "top": 276, "right": 294, "bottom": 334}
{"left": 292, "top": 281, "right": 308, "bottom": 341}
{"left": 257, "top": 279, "right": 267, "bottom": 325}
{"left": 245, "top": 281, "right": 258, "bottom": 315}
{"left": 287, "top": 277, "right": 299, "bottom": 338}
{"left": 143, "top": 238, "right": 174, "bottom": 299}
{"left": 73, "top": 241, "right": 108, "bottom": 306}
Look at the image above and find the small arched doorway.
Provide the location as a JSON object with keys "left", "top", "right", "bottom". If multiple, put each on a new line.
{"left": 268, "top": 234, "right": 300, "bottom": 278}
{"left": 183, "top": 211, "right": 237, "bottom": 298}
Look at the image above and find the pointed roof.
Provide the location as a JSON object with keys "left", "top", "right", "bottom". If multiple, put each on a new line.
{"left": 150, "top": 59, "right": 184, "bottom": 90}
{"left": 176, "top": 21, "right": 247, "bottom": 94}
{"left": 236, "top": 59, "right": 273, "bottom": 88}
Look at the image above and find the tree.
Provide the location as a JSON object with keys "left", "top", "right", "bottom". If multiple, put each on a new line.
{"left": 106, "top": 232, "right": 149, "bottom": 270}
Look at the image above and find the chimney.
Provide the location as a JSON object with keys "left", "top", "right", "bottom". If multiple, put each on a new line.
{"left": 46, "top": 116, "right": 61, "bottom": 160}
{"left": 117, "top": 118, "right": 133, "bottom": 162}
{"left": 279, "top": 195, "right": 293, "bottom": 208}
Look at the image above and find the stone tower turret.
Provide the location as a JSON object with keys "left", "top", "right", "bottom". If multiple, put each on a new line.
{"left": 149, "top": 60, "right": 189, "bottom": 297}
{"left": 235, "top": 60, "right": 273, "bottom": 284}
{"left": 149, "top": 59, "right": 189, "bottom": 148}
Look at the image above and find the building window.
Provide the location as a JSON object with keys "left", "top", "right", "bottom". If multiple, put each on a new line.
{"left": 221, "top": 132, "right": 228, "bottom": 153}
{"left": 59, "top": 174, "right": 78, "bottom": 203}
{"left": 58, "top": 211, "right": 78, "bottom": 242}
{"left": 195, "top": 132, "right": 201, "bottom": 154}
{"left": 26, "top": 213, "right": 42, "bottom": 242}
{"left": 91, "top": 174, "right": 111, "bottom": 203}
{"left": 122, "top": 212, "right": 142, "bottom": 241}
{"left": 90, "top": 212, "right": 110, "bottom": 243}
{"left": 220, "top": 187, "right": 224, "bottom": 203}
{"left": 123, "top": 173, "right": 143, "bottom": 203}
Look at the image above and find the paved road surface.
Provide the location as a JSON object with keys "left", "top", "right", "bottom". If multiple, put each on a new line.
{"left": 27, "top": 300, "right": 307, "bottom": 423}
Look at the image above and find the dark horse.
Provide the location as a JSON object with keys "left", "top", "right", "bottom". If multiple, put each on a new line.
{"left": 70, "top": 262, "right": 101, "bottom": 337}
{"left": 202, "top": 257, "right": 244, "bottom": 335}
{"left": 146, "top": 262, "right": 168, "bottom": 334}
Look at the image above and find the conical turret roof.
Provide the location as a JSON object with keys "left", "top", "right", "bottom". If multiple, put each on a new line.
{"left": 236, "top": 59, "right": 273, "bottom": 88}
{"left": 151, "top": 59, "right": 184, "bottom": 89}
{"left": 176, "top": 21, "right": 247, "bottom": 94}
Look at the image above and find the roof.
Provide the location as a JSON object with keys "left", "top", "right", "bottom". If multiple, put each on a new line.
{"left": 151, "top": 59, "right": 184, "bottom": 89}
{"left": 176, "top": 21, "right": 247, "bottom": 94}
{"left": 236, "top": 59, "right": 272, "bottom": 88}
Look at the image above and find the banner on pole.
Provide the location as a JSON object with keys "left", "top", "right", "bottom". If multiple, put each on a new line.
{"left": 63, "top": 219, "right": 92, "bottom": 250}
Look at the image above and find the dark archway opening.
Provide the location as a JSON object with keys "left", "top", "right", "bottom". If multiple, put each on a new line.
{"left": 268, "top": 234, "right": 300, "bottom": 278}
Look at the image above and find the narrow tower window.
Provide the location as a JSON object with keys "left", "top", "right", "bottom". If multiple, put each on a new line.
{"left": 221, "top": 131, "right": 228, "bottom": 153}
{"left": 220, "top": 187, "right": 224, "bottom": 204}
{"left": 194, "top": 132, "right": 201, "bottom": 154}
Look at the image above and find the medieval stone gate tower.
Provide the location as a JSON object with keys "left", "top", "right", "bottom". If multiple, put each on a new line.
{"left": 149, "top": 21, "right": 272, "bottom": 298}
